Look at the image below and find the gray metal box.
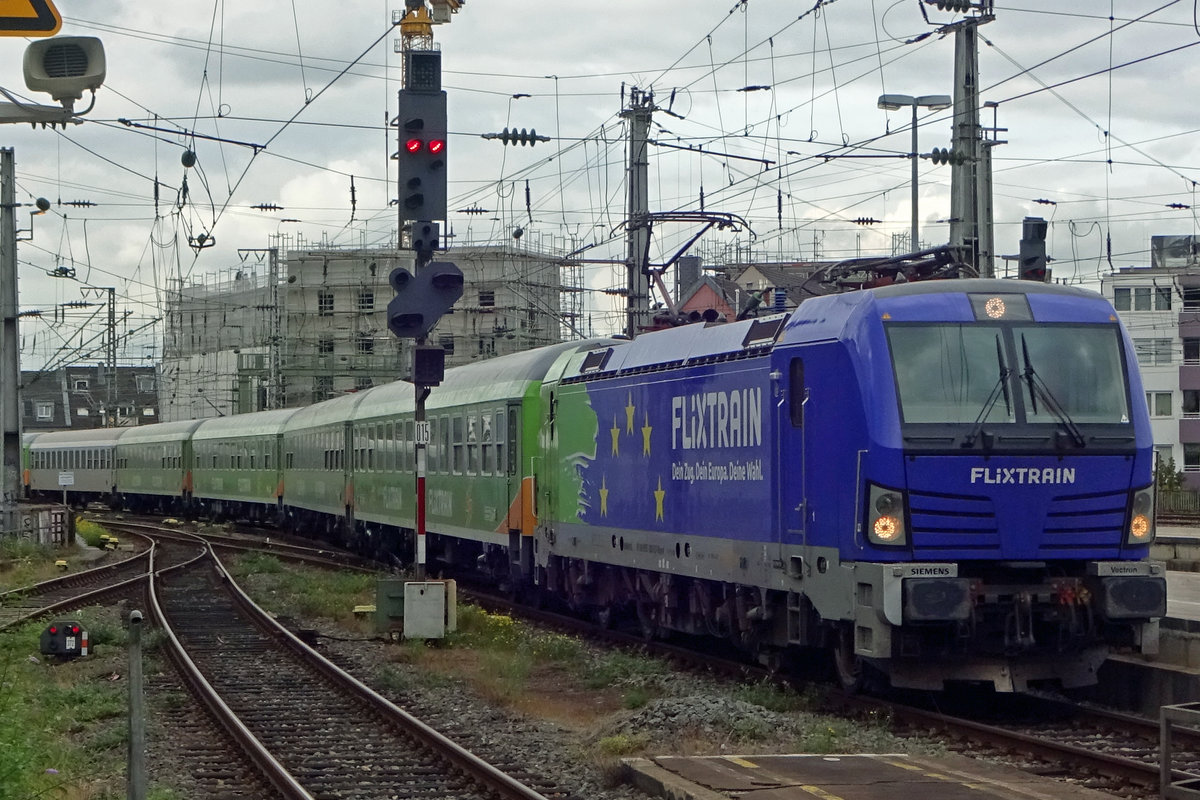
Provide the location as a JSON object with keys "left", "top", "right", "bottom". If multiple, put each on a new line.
{"left": 403, "top": 580, "right": 457, "bottom": 639}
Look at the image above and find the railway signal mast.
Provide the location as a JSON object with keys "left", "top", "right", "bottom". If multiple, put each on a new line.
{"left": 390, "top": 1, "right": 464, "bottom": 579}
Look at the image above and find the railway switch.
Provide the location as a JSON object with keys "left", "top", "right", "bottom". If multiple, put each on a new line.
{"left": 40, "top": 620, "right": 88, "bottom": 659}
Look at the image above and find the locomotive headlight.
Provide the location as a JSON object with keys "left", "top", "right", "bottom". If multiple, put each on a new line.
{"left": 1126, "top": 486, "right": 1156, "bottom": 545}
{"left": 867, "top": 483, "right": 907, "bottom": 547}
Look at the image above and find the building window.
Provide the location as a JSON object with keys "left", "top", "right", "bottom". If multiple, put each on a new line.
{"left": 356, "top": 335, "right": 374, "bottom": 355}
{"left": 1155, "top": 338, "right": 1173, "bottom": 365}
{"left": 35, "top": 402, "right": 53, "bottom": 421}
{"left": 439, "top": 334, "right": 455, "bottom": 354}
{"left": 135, "top": 375, "right": 156, "bottom": 392}
{"left": 143, "top": 408, "right": 155, "bottom": 417}
{"left": 1134, "top": 287, "right": 1151, "bottom": 311}
{"left": 1134, "top": 338, "right": 1151, "bottom": 365}
{"left": 314, "top": 375, "right": 333, "bottom": 401}
{"left": 357, "top": 290, "right": 374, "bottom": 312}
{"left": 317, "top": 336, "right": 334, "bottom": 355}
{"left": 318, "top": 290, "right": 334, "bottom": 316}
{"left": 1114, "top": 287, "right": 1130, "bottom": 311}
{"left": 72, "top": 378, "right": 88, "bottom": 391}
{"left": 479, "top": 289, "right": 495, "bottom": 310}
{"left": 1185, "top": 443, "right": 1200, "bottom": 472}
{"left": 1156, "top": 286, "right": 1172, "bottom": 310}
{"left": 1186, "top": 338, "right": 1200, "bottom": 365}
{"left": 355, "top": 377, "right": 373, "bottom": 391}
{"left": 1187, "top": 390, "right": 1200, "bottom": 417}
{"left": 1186, "top": 287, "right": 1200, "bottom": 310}
{"left": 1135, "top": 338, "right": 1173, "bottom": 366}
{"left": 1148, "top": 392, "right": 1172, "bottom": 417}
{"left": 77, "top": 408, "right": 89, "bottom": 416}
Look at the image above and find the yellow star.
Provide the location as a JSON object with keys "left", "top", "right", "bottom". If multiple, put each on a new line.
{"left": 641, "top": 412, "right": 652, "bottom": 456}
{"left": 610, "top": 415, "right": 620, "bottom": 456}
{"left": 599, "top": 475, "right": 609, "bottom": 516}
{"left": 625, "top": 391, "right": 636, "bottom": 433}
{"left": 654, "top": 476, "right": 665, "bottom": 522}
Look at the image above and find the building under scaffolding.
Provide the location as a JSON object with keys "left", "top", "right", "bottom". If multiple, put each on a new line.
{"left": 160, "top": 240, "right": 565, "bottom": 419}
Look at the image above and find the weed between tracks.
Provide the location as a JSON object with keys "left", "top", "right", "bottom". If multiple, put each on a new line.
{"left": 0, "top": 518, "right": 117, "bottom": 591}
{"left": 228, "top": 554, "right": 916, "bottom": 775}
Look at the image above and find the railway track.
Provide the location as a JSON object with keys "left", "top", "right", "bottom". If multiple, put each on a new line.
{"left": 148, "top": 544, "right": 561, "bottom": 800}
{"left": 463, "top": 581, "right": 1200, "bottom": 799}
{"left": 863, "top": 695, "right": 1200, "bottom": 796}
{"left": 30, "top": 515, "right": 1189, "bottom": 798}
{"left": 0, "top": 528, "right": 204, "bottom": 631}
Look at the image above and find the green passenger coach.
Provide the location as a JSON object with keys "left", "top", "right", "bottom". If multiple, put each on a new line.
{"left": 192, "top": 408, "right": 299, "bottom": 522}
{"left": 114, "top": 420, "right": 205, "bottom": 512}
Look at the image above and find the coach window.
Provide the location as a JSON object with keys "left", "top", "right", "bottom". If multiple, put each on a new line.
{"left": 467, "top": 414, "right": 480, "bottom": 475}
{"left": 437, "top": 417, "right": 447, "bottom": 473}
{"left": 426, "top": 418, "right": 437, "bottom": 473}
{"left": 405, "top": 419, "right": 415, "bottom": 472}
{"left": 393, "top": 421, "right": 403, "bottom": 471}
{"left": 441, "top": 416, "right": 452, "bottom": 474}
{"left": 452, "top": 416, "right": 465, "bottom": 474}
{"left": 381, "top": 422, "right": 392, "bottom": 471}
{"left": 789, "top": 359, "right": 805, "bottom": 427}
{"left": 430, "top": 417, "right": 438, "bottom": 473}
{"left": 366, "top": 424, "right": 375, "bottom": 471}
{"left": 482, "top": 411, "right": 496, "bottom": 475}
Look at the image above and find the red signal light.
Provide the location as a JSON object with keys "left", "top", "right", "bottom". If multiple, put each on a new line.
{"left": 428, "top": 139, "right": 445, "bottom": 154}
{"left": 405, "top": 138, "right": 423, "bottom": 154}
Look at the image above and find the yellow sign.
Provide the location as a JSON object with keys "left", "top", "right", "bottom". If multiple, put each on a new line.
{"left": 0, "top": 0, "right": 61, "bottom": 36}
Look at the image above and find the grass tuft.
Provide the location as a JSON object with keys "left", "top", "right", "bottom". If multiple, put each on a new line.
{"left": 74, "top": 519, "right": 108, "bottom": 548}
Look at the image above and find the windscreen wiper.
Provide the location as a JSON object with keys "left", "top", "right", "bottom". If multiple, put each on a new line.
{"left": 1020, "top": 334, "right": 1086, "bottom": 448}
{"left": 963, "top": 335, "right": 1012, "bottom": 449}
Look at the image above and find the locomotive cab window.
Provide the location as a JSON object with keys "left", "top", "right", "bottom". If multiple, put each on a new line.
{"left": 886, "top": 321, "right": 1132, "bottom": 448}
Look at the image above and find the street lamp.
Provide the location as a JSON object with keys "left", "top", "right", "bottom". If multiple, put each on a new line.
{"left": 877, "top": 93, "right": 952, "bottom": 251}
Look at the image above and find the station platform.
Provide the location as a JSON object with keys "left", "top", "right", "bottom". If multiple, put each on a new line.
{"left": 624, "top": 752, "right": 1111, "bottom": 800}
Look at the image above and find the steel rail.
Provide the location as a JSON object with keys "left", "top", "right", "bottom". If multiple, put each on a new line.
{"left": 208, "top": 545, "right": 555, "bottom": 800}
{"left": 145, "top": 535, "right": 315, "bottom": 800}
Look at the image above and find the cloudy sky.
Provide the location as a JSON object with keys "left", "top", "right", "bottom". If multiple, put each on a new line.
{"left": 2, "top": 1, "right": 1198, "bottom": 365}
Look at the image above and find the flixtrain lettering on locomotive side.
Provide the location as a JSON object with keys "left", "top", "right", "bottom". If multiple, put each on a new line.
{"left": 24, "top": 277, "right": 1166, "bottom": 693}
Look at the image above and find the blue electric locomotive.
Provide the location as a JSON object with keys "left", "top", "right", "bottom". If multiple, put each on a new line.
{"left": 541, "top": 278, "right": 1163, "bottom": 691}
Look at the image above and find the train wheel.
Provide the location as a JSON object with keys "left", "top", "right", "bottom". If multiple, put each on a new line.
{"left": 636, "top": 602, "right": 659, "bottom": 641}
{"left": 832, "top": 624, "right": 864, "bottom": 693}
{"left": 595, "top": 604, "right": 615, "bottom": 629}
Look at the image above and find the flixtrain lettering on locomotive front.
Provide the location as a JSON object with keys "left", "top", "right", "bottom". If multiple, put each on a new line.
{"left": 25, "top": 277, "right": 1166, "bottom": 692}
